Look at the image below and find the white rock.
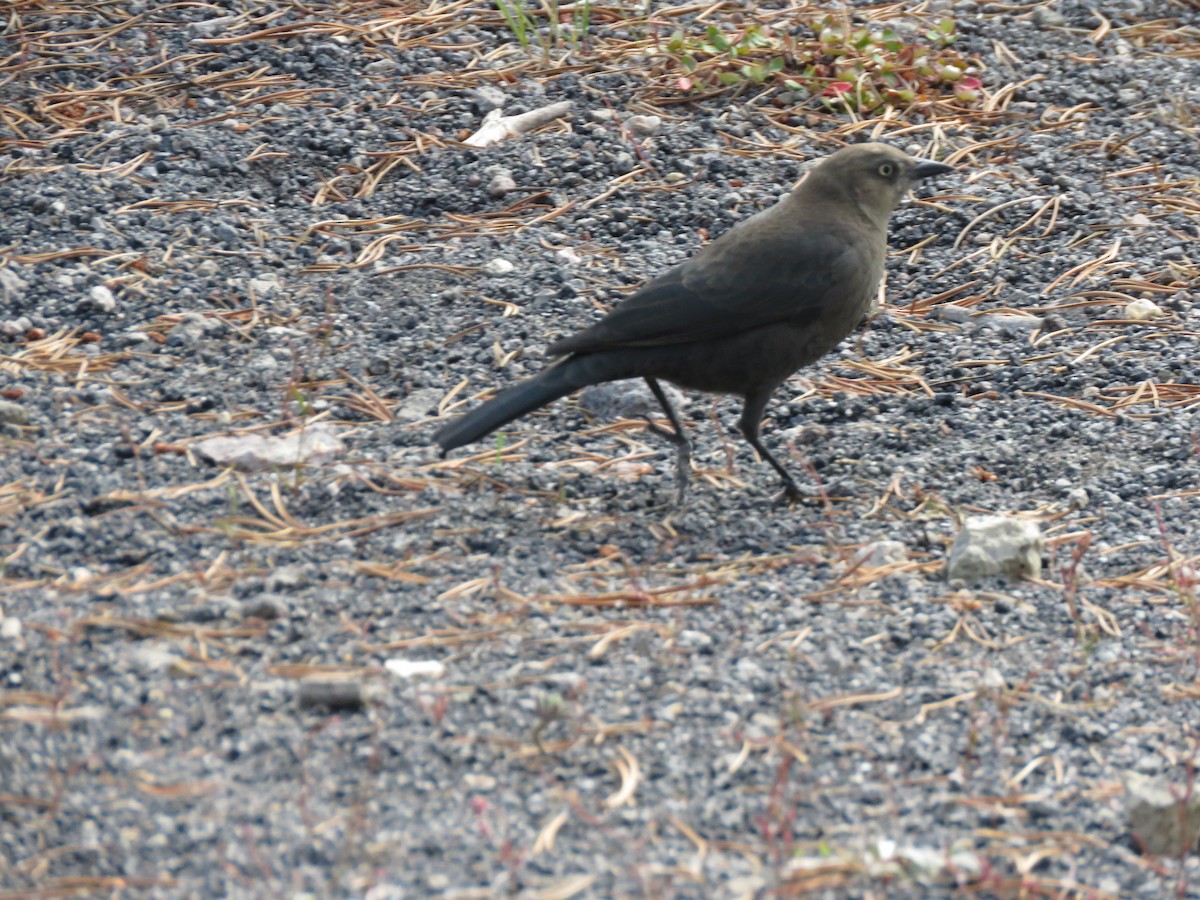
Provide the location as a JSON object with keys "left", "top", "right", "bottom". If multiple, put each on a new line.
{"left": 483, "top": 258, "right": 515, "bottom": 276}
{"left": 1125, "top": 772, "right": 1200, "bottom": 855}
{"left": 249, "top": 273, "right": 281, "bottom": 297}
{"left": 194, "top": 424, "right": 344, "bottom": 472}
{"left": 89, "top": 284, "right": 116, "bottom": 312}
{"left": 946, "top": 515, "right": 1043, "bottom": 581}
{"left": 1066, "top": 487, "right": 1089, "bottom": 509}
{"left": 625, "top": 114, "right": 662, "bottom": 136}
{"left": 1124, "top": 298, "right": 1162, "bottom": 320}
{"left": 0, "top": 268, "right": 28, "bottom": 300}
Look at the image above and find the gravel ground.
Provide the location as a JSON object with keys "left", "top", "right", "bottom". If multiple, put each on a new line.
{"left": 3, "top": 1, "right": 1200, "bottom": 897}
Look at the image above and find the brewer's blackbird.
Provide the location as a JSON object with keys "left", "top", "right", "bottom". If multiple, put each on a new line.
{"left": 435, "top": 143, "right": 953, "bottom": 504}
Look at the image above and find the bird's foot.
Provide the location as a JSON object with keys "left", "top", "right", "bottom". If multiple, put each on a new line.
{"left": 773, "top": 486, "right": 804, "bottom": 508}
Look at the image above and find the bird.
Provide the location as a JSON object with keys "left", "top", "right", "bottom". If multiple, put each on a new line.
{"left": 435, "top": 142, "right": 954, "bottom": 505}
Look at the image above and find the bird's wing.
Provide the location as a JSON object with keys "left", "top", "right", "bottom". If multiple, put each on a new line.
{"left": 548, "top": 219, "right": 872, "bottom": 356}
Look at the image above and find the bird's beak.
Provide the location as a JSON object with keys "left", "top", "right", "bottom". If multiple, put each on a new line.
{"left": 912, "top": 159, "right": 955, "bottom": 179}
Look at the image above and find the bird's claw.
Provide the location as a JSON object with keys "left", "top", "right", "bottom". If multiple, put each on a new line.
{"left": 773, "top": 487, "right": 803, "bottom": 507}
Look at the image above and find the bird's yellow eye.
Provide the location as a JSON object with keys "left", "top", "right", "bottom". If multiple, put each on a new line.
{"left": 877, "top": 162, "right": 896, "bottom": 177}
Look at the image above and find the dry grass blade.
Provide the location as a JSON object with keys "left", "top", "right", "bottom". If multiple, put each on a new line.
{"left": 537, "top": 578, "right": 721, "bottom": 607}
{"left": 807, "top": 687, "right": 903, "bottom": 713}
{"left": 604, "top": 745, "right": 641, "bottom": 809}
{"left": 0, "top": 329, "right": 124, "bottom": 377}
{"left": 531, "top": 808, "right": 571, "bottom": 856}
{"left": 0, "top": 876, "right": 176, "bottom": 899}
{"left": 78, "top": 614, "right": 266, "bottom": 642}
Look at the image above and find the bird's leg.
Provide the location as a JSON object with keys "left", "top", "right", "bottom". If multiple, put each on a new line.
{"left": 643, "top": 377, "right": 691, "bottom": 507}
{"left": 739, "top": 391, "right": 802, "bottom": 504}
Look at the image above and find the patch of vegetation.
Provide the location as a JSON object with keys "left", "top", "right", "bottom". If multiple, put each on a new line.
{"left": 663, "top": 14, "right": 982, "bottom": 110}
{"left": 494, "top": 0, "right": 592, "bottom": 59}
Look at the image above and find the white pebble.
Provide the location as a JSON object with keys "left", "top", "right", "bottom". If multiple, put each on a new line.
{"left": 1124, "top": 298, "right": 1162, "bottom": 321}
{"left": 483, "top": 258, "right": 515, "bottom": 276}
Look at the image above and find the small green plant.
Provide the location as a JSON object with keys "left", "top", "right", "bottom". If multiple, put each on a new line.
{"left": 288, "top": 385, "right": 312, "bottom": 419}
{"left": 494, "top": 0, "right": 593, "bottom": 58}
{"left": 668, "top": 24, "right": 787, "bottom": 89}
{"left": 495, "top": 0, "right": 536, "bottom": 50}
{"left": 530, "top": 690, "right": 564, "bottom": 752}
{"left": 661, "top": 13, "right": 982, "bottom": 112}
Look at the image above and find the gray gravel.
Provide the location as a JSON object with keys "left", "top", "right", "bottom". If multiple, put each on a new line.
{"left": 2, "top": 1, "right": 1200, "bottom": 897}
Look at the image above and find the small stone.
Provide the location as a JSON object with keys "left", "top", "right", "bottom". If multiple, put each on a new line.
{"left": 194, "top": 426, "right": 344, "bottom": 473}
{"left": 393, "top": 387, "right": 444, "bottom": 423}
{"left": 1125, "top": 772, "right": 1200, "bottom": 856}
{"left": 483, "top": 258, "right": 515, "bottom": 276}
{"left": 0, "top": 399, "right": 29, "bottom": 426}
{"left": 267, "top": 565, "right": 308, "bottom": 591}
{"left": 468, "top": 85, "right": 506, "bottom": 114}
{"left": 248, "top": 273, "right": 281, "bottom": 297}
{"left": 114, "top": 328, "right": 152, "bottom": 348}
{"left": 364, "top": 58, "right": 398, "bottom": 76}
{"left": 851, "top": 540, "right": 908, "bottom": 569}
{"left": 1066, "top": 487, "right": 1089, "bottom": 510}
{"left": 240, "top": 595, "right": 286, "bottom": 620}
{"left": 782, "top": 423, "right": 829, "bottom": 446}
{"left": 677, "top": 629, "right": 714, "bottom": 650}
{"left": 946, "top": 515, "right": 1043, "bottom": 582}
{"left": 611, "top": 151, "right": 635, "bottom": 173}
{"left": 1124, "top": 298, "right": 1162, "bottom": 321}
{"left": 131, "top": 646, "right": 183, "bottom": 672}
{"left": 486, "top": 173, "right": 517, "bottom": 198}
{"left": 88, "top": 284, "right": 116, "bottom": 312}
{"left": 625, "top": 114, "right": 662, "bottom": 137}
{"left": 0, "top": 268, "right": 28, "bottom": 301}
{"left": 168, "top": 313, "right": 207, "bottom": 346}
{"left": 1, "top": 317, "right": 32, "bottom": 338}
{"left": 938, "top": 305, "right": 972, "bottom": 324}
{"left": 1033, "top": 7, "right": 1065, "bottom": 26}
{"left": 979, "top": 667, "right": 1006, "bottom": 690}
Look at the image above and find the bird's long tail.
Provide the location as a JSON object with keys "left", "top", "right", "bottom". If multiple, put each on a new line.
{"left": 434, "top": 354, "right": 630, "bottom": 454}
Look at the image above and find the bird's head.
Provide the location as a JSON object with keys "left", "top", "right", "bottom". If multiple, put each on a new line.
{"left": 801, "top": 143, "right": 954, "bottom": 223}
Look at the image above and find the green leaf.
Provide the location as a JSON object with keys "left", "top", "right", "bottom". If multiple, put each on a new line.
{"left": 706, "top": 25, "right": 730, "bottom": 52}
